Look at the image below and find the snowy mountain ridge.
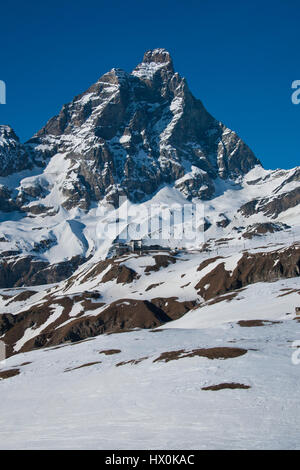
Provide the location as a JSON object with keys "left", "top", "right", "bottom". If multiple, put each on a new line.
{"left": 0, "top": 49, "right": 299, "bottom": 286}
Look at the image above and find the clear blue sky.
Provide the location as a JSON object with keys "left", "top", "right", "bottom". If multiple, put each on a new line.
{"left": 0, "top": 0, "right": 299, "bottom": 169}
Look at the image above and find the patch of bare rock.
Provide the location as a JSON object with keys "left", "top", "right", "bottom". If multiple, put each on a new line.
{"left": 196, "top": 245, "right": 300, "bottom": 301}
{"left": 238, "top": 319, "right": 281, "bottom": 327}
{"left": 202, "top": 382, "right": 251, "bottom": 391}
{"left": 153, "top": 347, "right": 247, "bottom": 363}
{"left": 0, "top": 368, "right": 20, "bottom": 380}
{"left": 116, "top": 357, "right": 148, "bottom": 367}
{"left": 99, "top": 349, "right": 121, "bottom": 355}
{"left": 144, "top": 255, "right": 176, "bottom": 273}
{"left": 65, "top": 361, "right": 102, "bottom": 372}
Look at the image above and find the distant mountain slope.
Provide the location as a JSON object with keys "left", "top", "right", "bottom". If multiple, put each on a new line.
{"left": 0, "top": 49, "right": 298, "bottom": 286}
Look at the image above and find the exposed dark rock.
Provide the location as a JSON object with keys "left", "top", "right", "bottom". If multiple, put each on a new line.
{"left": 0, "top": 313, "right": 16, "bottom": 336}
{"left": 0, "top": 254, "right": 86, "bottom": 288}
{"left": 0, "top": 256, "right": 48, "bottom": 288}
{"left": 153, "top": 347, "right": 247, "bottom": 363}
{"left": 0, "top": 126, "right": 33, "bottom": 177}
{"left": 32, "top": 237, "right": 57, "bottom": 253}
{"left": 144, "top": 254, "right": 176, "bottom": 272}
{"left": 151, "top": 297, "right": 197, "bottom": 320}
{"left": 0, "top": 185, "right": 19, "bottom": 212}
{"left": 23, "top": 204, "right": 55, "bottom": 216}
{"left": 0, "top": 369, "right": 20, "bottom": 380}
{"left": 65, "top": 361, "right": 102, "bottom": 371}
{"left": 145, "top": 282, "right": 164, "bottom": 291}
{"left": 101, "top": 264, "right": 139, "bottom": 284}
{"left": 239, "top": 187, "right": 300, "bottom": 219}
{"left": 237, "top": 319, "right": 281, "bottom": 327}
{"left": 30, "top": 299, "right": 170, "bottom": 351}
{"left": 195, "top": 245, "right": 300, "bottom": 301}
{"left": 29, "top": 255, "right": 87, "bottom": 285}
{"left": 0, "top": 296, "right": 173, "bottom": 357}
{"left": 116, "top": 357, "right": 148, "bottom": 367}
{"left": 242, "top": 222, "right": 290, "bottom": 239}
{"left": 216, "top": 213, "right": 231, "bottom": 228}
{"left": 202, "top": 382, "right": 251, "bottom": 391}
{"left": 6, "top": 290, "right": 37, "bottom": 304}
{"left": 99, "top": 349, "right": 121, "bottom": 355}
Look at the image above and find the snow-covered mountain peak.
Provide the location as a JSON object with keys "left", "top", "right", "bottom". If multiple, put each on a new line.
{"left": 18, "top": 48, "right": 260, "bottom": 214}
{"left": 0, "top": 125, "right": 35, "bottom": 177}
{"left": 132, "top": 48, "right": 174, "bottom": 80}
{"left": 142, "top": 48, "right": 173, "bottom": 64}
{"left": 0, "top": 125, "right": 19, "bottom": 141}
{"left": 98, "top": 67, "right": 129, "bottom": 85}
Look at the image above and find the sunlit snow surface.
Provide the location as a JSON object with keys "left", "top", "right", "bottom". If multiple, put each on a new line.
{"left": 0, "top": 277, "right": 299, "bottom": 450}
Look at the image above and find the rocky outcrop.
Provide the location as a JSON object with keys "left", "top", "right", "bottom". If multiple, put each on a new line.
{"left": 0, "top": 254, "right": 86, "bottom": 288}
{"left": 216, "top": 213, "right": 231, "bottom": 228}
{"left": 196, "top": 245, "right": 300, "bottom": 300}
{"left": 242, "top": 222, "right": 290, "bottom": 239}
{"left": 144, "top": 254, "right": 176, "bottom": 272}
{"left": 151, "top": 297, "right": 198, "bottom": 320}
{"left": 0, "top": 297, "right": 172, "bottom": 356}
{"left": 0, "top": 126, "right": 33, "bottom": 177}
{"left": 0, "top": 185, "right": 19, "bottom": 212}
{"left": 239, "top": 187, "right": 300, "bottom": 219}
{"left": 101, "top": 264, "right": 139, "bottom": 284}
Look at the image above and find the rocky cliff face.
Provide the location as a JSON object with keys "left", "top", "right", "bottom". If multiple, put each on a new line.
{"left": 0, "top": 126, "right": 33, "bottom": 177}
{"left": 25, "top": 48, "right": 260, "bottom": 209}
